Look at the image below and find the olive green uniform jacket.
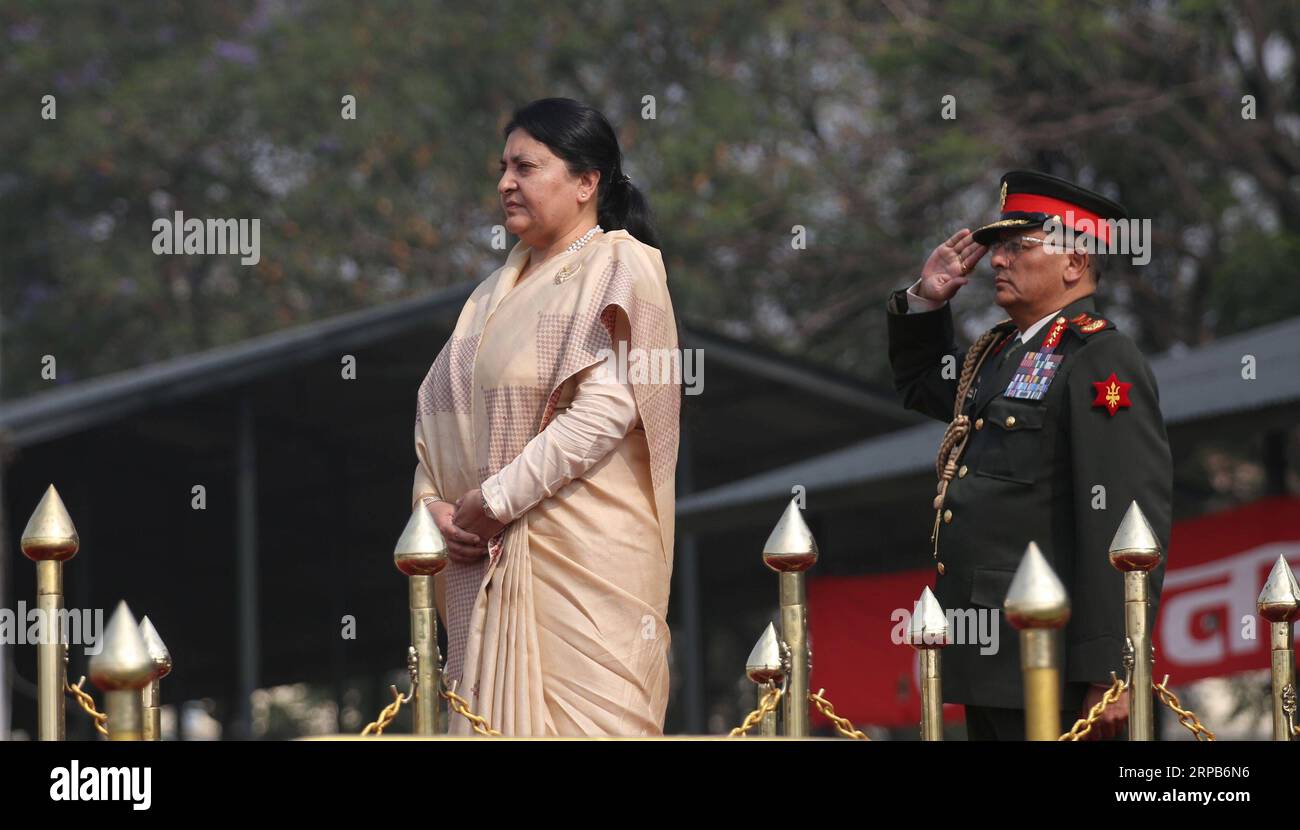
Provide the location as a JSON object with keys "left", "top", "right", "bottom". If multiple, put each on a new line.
{"left": 886, "top": 291, "right": 1172, "bottom": 710}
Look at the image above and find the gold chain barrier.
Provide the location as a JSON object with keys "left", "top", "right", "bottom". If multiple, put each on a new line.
{"left": 809, "top": 688, "right": 870, "bottom": 740}
{"left": 1059, "top": 674, "right": 1126, "bottom": 741}
{"left": 440, "top": 680, "right": 501, "bottom": 736}
{"left": 1059, "top": 674, "right": 1218, "bottom": 741}
{"left": 65, "top": 676, "right": 108, "bottom": 737}
{"left": 1153, "top": 675, "right": 1216, "bottom": 741}
{"left": 361, "top": 649, "right": 502, "bottom": 737}
{"left": 360, "top": 684, "right": 413, "bottom": 737}
{"left": 362, "top": 648, "right": 420, "bottom": 736}
{"left": 729, "top": 684, "right": 783, "bottom": 737}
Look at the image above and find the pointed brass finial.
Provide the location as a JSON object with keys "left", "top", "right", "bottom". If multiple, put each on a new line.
{"left": 394, "top": 503, "right": 450, "bottom": 576}
{"left": 1108, "top": 501, "right": 1163, "bottom": 571}
{"left": 1257, "top": 555, "right": 1300, "bottom": 623}
{"left": 907, "top": 586, "right": 950, "bottom": 649}
{"left": 761, "top": 498, "right": 818, "bottom": 573}
{"left": 139, "top": 616, "right": 173, "bottom": 681}
{"left": 20, "top": 484, "right": 80, "bottom": 562}
{"left": 745, "top": 622, "right": 785, "bottom": 685}
{"left": 1004, "top": 542, "right": 1071, "bottom": 629}
{"left": 89, "top": 601, "right": 154, "bottom": 691}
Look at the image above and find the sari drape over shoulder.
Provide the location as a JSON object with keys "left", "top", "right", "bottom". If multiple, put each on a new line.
{"left": 411, "top": 229, "right": 680, "bottom": 735}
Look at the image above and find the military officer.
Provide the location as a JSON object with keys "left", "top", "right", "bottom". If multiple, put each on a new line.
{"left": 885, "top": 171, "right": 1173, "bottom": 740}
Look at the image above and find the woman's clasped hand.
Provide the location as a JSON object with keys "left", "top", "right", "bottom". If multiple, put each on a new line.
{"left": 427, "top": 496, "right": 504, "bottom": 563}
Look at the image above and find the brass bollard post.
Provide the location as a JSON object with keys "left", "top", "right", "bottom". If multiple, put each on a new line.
{"left": 394, "top": 504, "right": 450, "bottom": 735}
{"left": 745, "top": 622, "right": 785, "bottom": 736}
{"left": 761, "top": 498, "right": 818, "bottom": 737}
{"left": 1257, "top": 555, "right": 1299, "bottom": 741}
{"left": 139, "top": 616, "right": 173, "bottom": 741}
{"left": 20, "top": 484, "right": 80, "bottom": 741}
{"left": 1004, "top": 541, "right": 1071, "bottom": 741}
{"left": 1108, "top": 501, "right": 1163, "bottom": 742}
{"left": 89, "top": 601, "right": 154, "bottom": 741}
{"left": 907, "top": 586, "right": 949, "bottom": 741}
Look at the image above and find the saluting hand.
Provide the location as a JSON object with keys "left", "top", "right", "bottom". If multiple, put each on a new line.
{"left": 917, "top": 228, "right": 987, "bottom": 303}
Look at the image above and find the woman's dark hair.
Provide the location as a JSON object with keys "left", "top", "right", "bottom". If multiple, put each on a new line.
{"left": 504, "top": 98, "right": 659, "bottom": 249}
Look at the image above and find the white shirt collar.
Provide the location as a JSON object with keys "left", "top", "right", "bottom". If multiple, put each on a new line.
{"left": 1019, "top": 308, "right": 1065, "bottom": 344}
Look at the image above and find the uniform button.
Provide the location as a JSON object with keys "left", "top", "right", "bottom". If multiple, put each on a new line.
{"left": 943, "top": 509, "right": 953, "bottom": 524}
{"left": 1005, "top": 415, "right": 1016, "bottom": 428}
{"left": 958, "top": 465, "right": 968, "bottom": 478}
{"left": 974, "top": 418, "right": 984, "bottom": 430}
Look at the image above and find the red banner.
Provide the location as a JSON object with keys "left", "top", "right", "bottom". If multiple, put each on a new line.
{"left": 806, "top": 496, "right": 1300, "bottom": 729}
{"left": 807, "top": 568, "right": 963, "bottom": 729}
{"left": 1155, "top": 496, "right": 1300, "bottom": 682}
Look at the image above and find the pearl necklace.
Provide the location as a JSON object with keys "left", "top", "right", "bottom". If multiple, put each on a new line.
{"left": 563, "top": 225, "right": 603, "bottom": 254}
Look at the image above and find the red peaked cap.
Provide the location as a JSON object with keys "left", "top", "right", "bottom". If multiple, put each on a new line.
{"left": 972, "top": 170, "right": 1128, "bottom": 247}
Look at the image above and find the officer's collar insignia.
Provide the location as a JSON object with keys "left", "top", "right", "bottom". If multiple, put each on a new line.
{"left": 1041, "top": 316, "right": 1068, "bottom": 351}
{"left": 1091, "top": 372, "right": 1132, "bottom": 416}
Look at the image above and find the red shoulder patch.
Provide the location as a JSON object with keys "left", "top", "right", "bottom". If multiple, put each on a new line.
{"left": 1091, "top": 372, "right": 1132, "bottom": 416}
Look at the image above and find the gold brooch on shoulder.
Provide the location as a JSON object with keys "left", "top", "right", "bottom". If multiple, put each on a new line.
{"left": 554, "top": 262, "right": 583, "bottom": 284}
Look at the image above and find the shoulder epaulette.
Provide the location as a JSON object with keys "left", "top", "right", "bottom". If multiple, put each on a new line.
{"left": 1067, "top": 311, "right": 1115, "bottom": 338}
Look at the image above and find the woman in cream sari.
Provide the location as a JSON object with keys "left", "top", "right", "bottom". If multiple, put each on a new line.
{"left": 411, "top": 98, "right": 680, "bottom": 736}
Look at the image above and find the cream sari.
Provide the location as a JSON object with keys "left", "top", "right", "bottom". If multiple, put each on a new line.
{"left": 412, "top": 229, "right": 680, "bottom": 735}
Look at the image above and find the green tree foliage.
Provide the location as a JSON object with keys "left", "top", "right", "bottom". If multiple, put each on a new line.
{"left": 1, "top": 0, "right": 1296, "bottom": 399}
